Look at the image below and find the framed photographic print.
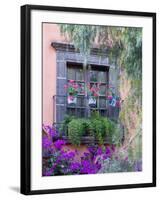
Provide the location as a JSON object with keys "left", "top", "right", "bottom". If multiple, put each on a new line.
{"left": 21, "top": 4, "right": 156, "bottom": 195}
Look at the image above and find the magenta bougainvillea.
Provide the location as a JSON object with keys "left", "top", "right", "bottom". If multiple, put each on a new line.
{"left": 42, "top": 125, "right": 142, "bottom": 176}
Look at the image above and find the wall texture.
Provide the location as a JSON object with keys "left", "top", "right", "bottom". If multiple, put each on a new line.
{"left": 43, "top": 23, "right": 66, "bottom": 125}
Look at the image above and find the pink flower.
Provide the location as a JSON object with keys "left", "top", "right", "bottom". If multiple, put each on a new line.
{"left": 108, "top": 95, "right": 113, "bottom": 100}
{"left": 69, "top": 79, "right": 75, "bottom": 83}
{"left": 73, "top": 84, "right": 78, "bottom": 89}
{"left": 94, "top": 93, "right": 98, "bottom": 97}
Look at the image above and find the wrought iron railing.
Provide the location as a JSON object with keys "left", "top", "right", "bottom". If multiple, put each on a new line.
{"left": 53, "top": 95, "right": 119, "bottom": 129}
{"left": 52, "top": 95, "right": 123, "bottom": 144}
{"left": 53, "top": 94, "right": 109, "bottom": 120}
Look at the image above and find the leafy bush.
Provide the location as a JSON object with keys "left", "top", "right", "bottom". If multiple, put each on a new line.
{"left": 59, "top": 111, "right": 119, "bottom": 145}
{"left": 91, "top": 118, "right": 105, "bottom": 144}
{"left": 90, "top": 112, "right": 117, "bottom": 145}
{"left": 68, "top": 119, "right": 86, "bottom": 146}
{"left": 59, "top": 115, "right": 75, "bottom": 135}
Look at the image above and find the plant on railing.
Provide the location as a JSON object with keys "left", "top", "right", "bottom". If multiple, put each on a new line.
{"left": 64, "top": 80, "right": 79, "bottom": 104}
{"left": 59, "top": 115, "right": 75, "bottom": 135}
{"left": 87, "top": 83, "right": 100, "bottom": 107}
{"left": 64, "top": 80, "right": 79, "bottom": 95}
{"left": 68, "top": 119, "right": 86, "bottom": 146}
{"left": 106, "top": 88, "right": 121, "bottom": 109}
{"left": 90, "top": 112, "right": 116, "bottom": 145}
{"left": 63, "top": 111, "right": 117, "bottom": 145}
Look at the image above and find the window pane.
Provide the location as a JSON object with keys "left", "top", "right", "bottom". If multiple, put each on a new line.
{"left": 90, "top": 70, "right": 98, "bottom": 82}
{"left": 98, "top": 71, "right": 106, "bottom": 82}
{"left": 76, "top": 68, "right": 84, "bottom": 81}
{"left": 67, "top": 67, "right": 75, "bottom": 80}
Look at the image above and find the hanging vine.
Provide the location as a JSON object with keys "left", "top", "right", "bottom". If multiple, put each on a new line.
{"left": 59, "top": 24, "right": 142, "bottom": 160}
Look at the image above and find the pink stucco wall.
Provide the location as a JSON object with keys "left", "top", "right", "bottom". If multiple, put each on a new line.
{"left": 43, "top": 23, "right": 66, "bottom": 125}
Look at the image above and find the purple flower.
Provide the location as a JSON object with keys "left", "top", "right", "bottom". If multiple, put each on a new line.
{"left": 70, "top": 162, "right": 81, "bottom": 172}
{"left": 60, "top": 151, "right": 75, "bottom": 160}
{"left": 42, "top": 136, "right": 52, "bottom": 149}
{"left": 83, "top": 152, "right": 90, "bottom": 157}
{"left": 54, "top": 139, "right": 66, "bottom": 150}
{"left": 95, "top": 162, "right": 102, "bottom": 170}
{"left": 88, "top": 146, "right": 98, "bottom": 156}
{"left": 43, "top": 124, "right": 59, "bottom": 138}
{"left": 96, "top": 147, "right": 103, "bottom": 156}
{"left": 80, "top": 159, "right": 99, "bottom": 174}
{"left": 106, "top": 146, "right": 111, "bottom": 157}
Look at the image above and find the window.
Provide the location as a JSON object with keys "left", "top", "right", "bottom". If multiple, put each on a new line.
{"left": 66, "top": 62, "right": 109, "bottom": 118}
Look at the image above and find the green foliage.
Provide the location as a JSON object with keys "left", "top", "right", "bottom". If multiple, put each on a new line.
{"left": 91, "top": 118, "right": 105, "bottom": 144}
{"left": 91, "top": 114, "right": 117, "bottom": 145}
{"left": 62, "top": 111, "right": 118, "bottom": 145}
{"left": 59, "top": 115, "right": 75, "bottom": 135}
{"left": 60, "top": 24, "right": 98, "bottom": 64}
{"left": 83, "top": 119, "right": 94, "bottom": 136}
{"left": 89, "top": 111, "right": 117, "bottom": 144}
{"left": 60, "top": 24, "right": 142, "bottom": 98}
{"left": 121, "top": 28, "right": 142, "bottom": 80}
{"left": 68, "top": 119, "right": 86, "bottom": 146}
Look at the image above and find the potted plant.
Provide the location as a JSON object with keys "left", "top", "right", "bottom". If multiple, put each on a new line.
{"left": 64, "top": 80, "right": 79, "bottom": 105}
{"left": 87, "top": 83, "right": 99, "bottom": 107}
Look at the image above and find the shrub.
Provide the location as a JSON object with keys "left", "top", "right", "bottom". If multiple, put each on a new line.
{"left": 90, "top": 113, "right": 117, "bottom": 145}
{"left": 59, "top": 115, "right": 75, "bottom": 135}
{"left": 91, "top": 118, "right": 105, "bottom": 144}
{"left": 68, "top": 119, "right": 86, "bottom": 145}
{"left": 60, "top": 111, "right": 118, "bottom": 145}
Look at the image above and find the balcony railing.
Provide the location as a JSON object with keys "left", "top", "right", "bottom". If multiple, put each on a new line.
{"left": 53, "top": 94, "right": 109, "bottom": 121}
{"left": 52, "top": 95, "right": 120, "bottom": 140}
{"left": 53, "top": 95, "right": 122, "bottom": 144}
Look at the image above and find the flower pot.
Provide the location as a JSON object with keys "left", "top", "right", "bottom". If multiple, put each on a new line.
{"left": 67, "top": 95, "right": 77, "bottom": 105}
{"left": 88, "top": 97, "right": 96, "bottom": 107}
{"left": 110, "top": 97, "right": 116, "bottom": 107}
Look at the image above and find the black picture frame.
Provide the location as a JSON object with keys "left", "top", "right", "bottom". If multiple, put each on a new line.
{"left": 21, "top": 4, "right": 156, "bottom": 195}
